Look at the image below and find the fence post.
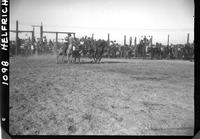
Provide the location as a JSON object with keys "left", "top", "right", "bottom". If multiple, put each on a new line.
{"left": 124, "top": 35, "right": 126, "bottom": 58}
{"left": 15, "top": 20, "right": 18, "bottom": 55}
{"left": 124, "top": 35, "right": 126, "bottom": 46}
{"left": 91, "top": 33, "right": 94, "bottom": 45}
{"left": 32, "top": 29, "right": 34, "bottom": 43}
{"left": 143, "top": 36, "right": 147, "bottom": 58}
{"left": 129, "top": 36, "right": 132, "bottom": 47}
{"left": 187, "top": 33, "right": 189, "bottom": 44}
{"left": 56, "top": 32, "right": 58, "bottom": 47}
{"left": 134, "top": 37, "right": 137, "bottom": 46}
{"left": 167, "top": 34, "right": 170, "bottom": 46}
{"left": 151, "top": 36, "right": 153, "bottom": 45}
{"left": 40, "top": 22, "right": 43, "bottom": 43}
{"left": 108, "top": 33, "right": 110, "bottom": 46}
{"left": 92, "top": 33, "right": 94, "bottom": 40}
{"left": 74, "top": 33, "right": 76, "bottom": 40}
{"left": 134, "top": 37, "right": 137, "bottom": 57}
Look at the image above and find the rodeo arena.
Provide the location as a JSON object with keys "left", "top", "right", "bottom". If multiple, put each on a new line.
{"left": 10, "top": 21, "right": 194, "bottom": 62}
{"left": 9, "top": 20, "right": 194, "bottom": 135}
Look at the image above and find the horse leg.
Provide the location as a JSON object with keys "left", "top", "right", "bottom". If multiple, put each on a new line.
{"left": 67, "top": 54, "right": 70, "bottom": 64}
{"left": 93, "top": 56, "right": 96, "bottom": 63}
{"left": 56, "top": 55, "right": 59, "bottom": 64}
{"left": 95, "top": 58, "right": 98, "bottom": 63}
{"left": 98, "top": 56, "right": 103, "bottom": 63}
{"left": 74, "top": 57, "right": 76, "bottom": 63}
{"left": 78, "top": 57, "right": 80, "bottom": 64}
{"left": 68, "top": 53, "right": 72, "bottom": 64}
{"left": 66, "top": 52, "right": 69, "bottom": 64}
{"left": 66, "top": 53, "right": 69, "bottom": 63}
{"left": 72, "top": 55, "right": 74, "bottom": 63}
{"left": 70, "top": 54, "right": 73, "bottom": 63}
{"left": 62, "top": 55, "right": 65, "bottom": 63}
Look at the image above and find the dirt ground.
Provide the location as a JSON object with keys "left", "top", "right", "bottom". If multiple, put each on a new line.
{"left": 9, "top": 55, "right": 194, "bottom": 135}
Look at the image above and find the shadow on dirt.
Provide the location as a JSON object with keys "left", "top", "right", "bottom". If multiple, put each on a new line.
{"left": 70, "top": 61, "right": 128, "bottom": 64}
{"left": 101, "top": 61, "right": 128, "bottom": 64}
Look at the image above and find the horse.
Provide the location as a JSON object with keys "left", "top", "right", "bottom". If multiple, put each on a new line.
{"left": 88, "top": 39, "right": 108, "bottom": 63}
{"left": 54, "top": 42, "right": 74, "bottom": 64}
{"left": 71, "top": 42, "right": 83, "bottom": 64}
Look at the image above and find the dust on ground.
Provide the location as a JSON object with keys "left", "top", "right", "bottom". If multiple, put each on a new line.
{"left": 9, "top": 55, "right": 194, "bottom": 135}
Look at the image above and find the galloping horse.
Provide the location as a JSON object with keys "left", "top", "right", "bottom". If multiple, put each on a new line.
{"left": 55, "top": 36, "right": 108, "bottom": 64}
{"left": 82, "top": 39, "right": 108, "bottom": 63}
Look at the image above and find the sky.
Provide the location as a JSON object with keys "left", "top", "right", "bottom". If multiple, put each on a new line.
{"left": 10, "top": 0, "right": 194, "bottom": 45}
